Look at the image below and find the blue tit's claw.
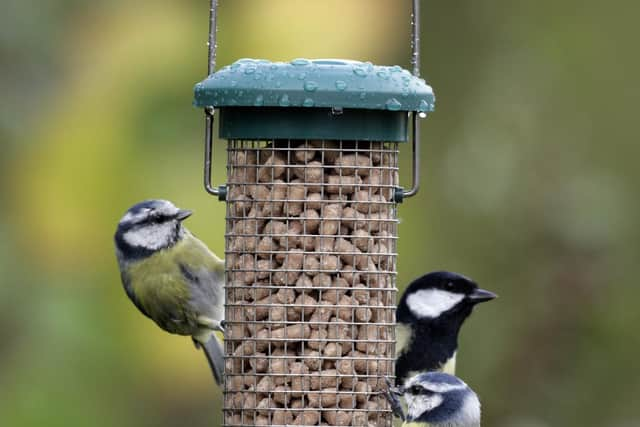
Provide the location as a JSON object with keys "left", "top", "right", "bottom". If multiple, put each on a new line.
{"left": 219, "top": 319, "right": 227, "bottom": 333}
{"left": 383, "top": 377, "right": 406, "bottom": 421}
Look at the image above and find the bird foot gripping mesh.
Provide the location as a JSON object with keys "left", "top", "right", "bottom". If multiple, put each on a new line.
{"left": 223, "top": 139, "right": 399, "bottom": 426}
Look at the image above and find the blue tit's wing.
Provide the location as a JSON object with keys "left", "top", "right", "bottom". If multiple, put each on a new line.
{"left": 175, "top": 233, "right": 225, "bottom": 323}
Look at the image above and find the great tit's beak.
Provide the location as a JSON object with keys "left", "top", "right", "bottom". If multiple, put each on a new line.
{"left": 176, "top": 209, "right": 193, "bottom": 221}
{"left": 468, "top": 288, "right": 498, "bottom": 303}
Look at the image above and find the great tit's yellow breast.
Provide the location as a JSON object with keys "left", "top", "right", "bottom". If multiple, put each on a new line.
{"left": 440, "top": 352, "right": 457, "bottom": 375}
{"left": 396, "top": 323, "right": 413, "bottom": 357}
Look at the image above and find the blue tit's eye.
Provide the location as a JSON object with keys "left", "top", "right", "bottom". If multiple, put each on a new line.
{"left": 410, "top": 385, "right": 422, "bottom": 394}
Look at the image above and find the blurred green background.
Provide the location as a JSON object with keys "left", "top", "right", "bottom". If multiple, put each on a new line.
{"left": 1, "top": 0, "right": 638, "bottom": 426}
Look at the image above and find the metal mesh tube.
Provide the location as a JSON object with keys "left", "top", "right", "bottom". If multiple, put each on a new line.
{"left": 223, "top": 139, "right": 399, "bottom": 426}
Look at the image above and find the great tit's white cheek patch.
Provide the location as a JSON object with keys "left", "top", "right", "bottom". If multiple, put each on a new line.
{"left": 123, "top": 223, "right": 174, "bottom": 250}
{"left": 406, "top": 289, "right": 465, "bottom": 319}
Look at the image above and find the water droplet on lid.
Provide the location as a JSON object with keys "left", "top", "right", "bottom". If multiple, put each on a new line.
{"left": 335, "top": 80, "right": 347, "bottom": 91}
{"left": 231, "top": 80, "right": 238, "bottom": 87}
{"left": 385, "top": 98, "right": 402, "bottom": 111}
{"left": 419, "top": 100, "right": 430, "bottom": 112}
{"left": 231, "top": 62, "right": 241, "bottom": 70}
{"left": 304, "top": 81, "right": 319, "bottom": 92}
{"left": 254, "top": 95, "right": 264, "bottom": 107}
{"left": 279, "top": 94, "right": 291, "bottom": 107}
{"left": 297, "top": 72, "right": 307, "bottom": 80}
{"left": 401, "top": 88, "right": 409, "bottom": 97}
{"left": 360, "top": 92, "right": 366, "bottom": 100}
{"left": 275, "top": 81, "right": 282, "bottom": 88}
{"left": 391, "top": 65, "right": 402, "bottom": 73}
{"left": 291, "top": 58, "right": 311, "bottom": 66}
{"left": 353, "top": 66, "right": 368, "bottom": 77}
{"left": 244, "top": 66, "right": 257, "bottom": 74}
{"left": 377, "top": 70, "right": 390, "bottom": 80}
{"left": 303, "top": 98, "right": 315, "bottom": 107}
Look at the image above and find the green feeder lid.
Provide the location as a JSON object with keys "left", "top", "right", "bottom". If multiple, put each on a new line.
{"left": 193, "top": 58, "right": 435, "bottom": 141}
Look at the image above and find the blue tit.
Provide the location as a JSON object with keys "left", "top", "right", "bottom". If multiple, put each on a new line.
{"left": 385, "top": 371, "right": 481, "bottom": 427}
{"left": 114, "top": 199, "right": 226, "bottom": 385}
{"left": 395, "top": 271, "right": 496, "bottom": 385}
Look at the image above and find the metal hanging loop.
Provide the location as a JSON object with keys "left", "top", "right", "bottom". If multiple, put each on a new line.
{"left": 204, "top": 0, "right": 225, "bottom": 199}
{"left": 203, "top": 0, "right": 423, "bottom": 202}
{"left": 401, "top": 0, "right": 422, "bottom": 200}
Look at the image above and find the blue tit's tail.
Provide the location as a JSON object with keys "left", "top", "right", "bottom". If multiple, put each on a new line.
{"left": 193, "top": 334, "right": 225, "bottom": 386}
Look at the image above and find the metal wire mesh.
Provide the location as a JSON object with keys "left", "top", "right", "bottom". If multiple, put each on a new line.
{"left": 223, "top": 139, "right": 399, "bottom": 426}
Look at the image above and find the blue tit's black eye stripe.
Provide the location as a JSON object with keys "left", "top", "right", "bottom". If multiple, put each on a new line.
{"left": 409, "top": 384, "right": 436, "bottom": 396}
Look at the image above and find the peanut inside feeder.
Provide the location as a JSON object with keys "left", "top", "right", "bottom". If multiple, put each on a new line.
{"left": 194, "top": 58, "right": 435, "bottom": 427}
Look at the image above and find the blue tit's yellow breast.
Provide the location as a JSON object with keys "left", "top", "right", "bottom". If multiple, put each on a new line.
{"left": 127, "top": 240, "right": 196, "bottom": 334}
{"left": 403, "top": 421, "right": 429, "bottom": 427}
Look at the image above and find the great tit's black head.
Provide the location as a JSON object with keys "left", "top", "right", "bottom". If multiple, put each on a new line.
{"left": 114, "top": 199, "right": 192, "bottom": 258}
{"left": 403, "top": 372, "right": 481, "bottom": 426}
{"left": 397, "top": 271, "right": 497, "bottom": 324}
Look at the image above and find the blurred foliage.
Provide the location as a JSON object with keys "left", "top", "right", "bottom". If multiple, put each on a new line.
{"left": 1, "top": 0, "right": 639, "bottom": 426}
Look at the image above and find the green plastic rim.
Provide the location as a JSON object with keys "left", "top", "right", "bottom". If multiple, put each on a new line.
{"left": 219, "top": 107, "right": 408, "bottom": 142}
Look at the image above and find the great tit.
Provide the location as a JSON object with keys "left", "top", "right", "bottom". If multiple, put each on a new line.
{"left": 385, "top": 372, "right": 481, "bottom": 427}
{"left": 395, "top": 271, "right": 496, "bottom": 385}
{"left": 114, "top": 199, "right": 226, "bottom": 385}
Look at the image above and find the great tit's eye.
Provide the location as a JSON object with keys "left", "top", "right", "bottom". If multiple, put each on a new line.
{"left": 446, "top": 282, "right": 455, "bottom": 290}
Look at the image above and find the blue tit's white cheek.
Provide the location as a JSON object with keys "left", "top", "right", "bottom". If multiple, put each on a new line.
{"left": 406, "top": 393, "right": 444, "bottom": 421}
{"left": 406, "top": 289, "right": 465, "bottom": 319}
{"left": 123, "top": 223, "right": 175, "bottom": 250}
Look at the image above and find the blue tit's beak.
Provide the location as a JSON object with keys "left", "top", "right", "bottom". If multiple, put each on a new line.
{"left": 176, "top": 209, "right": 193, "bottom": 221}
{"left": 468, "top": 288, "right": 498, "bottom": 303}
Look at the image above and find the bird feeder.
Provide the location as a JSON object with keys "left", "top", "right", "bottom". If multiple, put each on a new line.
{"left": 193, "top": 2, "right": 434, "bottom": 426}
